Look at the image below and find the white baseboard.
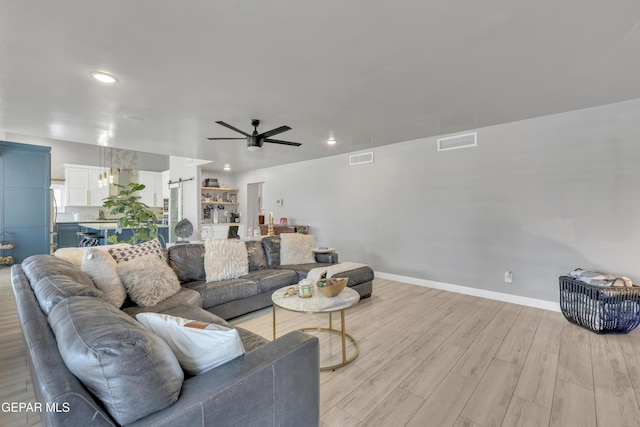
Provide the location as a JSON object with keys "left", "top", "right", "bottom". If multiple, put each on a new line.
{"left": 374, "top": 271, "right": 561, "bottom": 312}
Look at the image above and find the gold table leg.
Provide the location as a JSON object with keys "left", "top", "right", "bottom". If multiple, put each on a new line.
{"left": 341, "top": 310, "right": 346, "bottom": 363}
{"left": 299, "top": 309, "right": 359, "bottom": 371}
{"left": 272, "top": 302, "right": 359, "bottom": 370}
{"left": 272, "top": 304, "right": 276, "bottom": 340}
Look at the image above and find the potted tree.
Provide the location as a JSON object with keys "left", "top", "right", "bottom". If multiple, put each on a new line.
{"left": 102, "top": 182, "right": 159, "bottom": 244}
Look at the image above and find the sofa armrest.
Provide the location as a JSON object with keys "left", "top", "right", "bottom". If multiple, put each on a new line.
{"left": 129, "top": 331, "right": 320, "bottom": 427}
{"left": 315, "top": 252, "right": 338, "bottom": 263}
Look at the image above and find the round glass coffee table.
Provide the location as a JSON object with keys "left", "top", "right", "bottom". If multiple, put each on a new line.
{"left": 271, "top": 286, "right": 360, "bottom": 371}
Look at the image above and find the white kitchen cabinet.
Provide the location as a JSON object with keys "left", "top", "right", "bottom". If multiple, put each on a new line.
{"left": 161, "top": 170, "right": 170, "bottom": 200}
{"left": 64, "top": 165, "right": 109, "bottom": 207}
{"left": 137, "top": 171, "right": 163, "bottom": 207}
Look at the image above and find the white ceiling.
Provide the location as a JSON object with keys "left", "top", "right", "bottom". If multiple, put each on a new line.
{"left": 1, "top": 1, "right": 639, "bottom": 172}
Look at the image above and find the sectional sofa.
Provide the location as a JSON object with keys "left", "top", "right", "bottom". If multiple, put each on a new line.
{"left": 11, "top": 235, "right": 374, "bottom": 426}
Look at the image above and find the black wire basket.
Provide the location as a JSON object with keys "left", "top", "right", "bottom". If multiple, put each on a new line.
{"left": 559, "top": 276, "right": 640, "bottom": 334}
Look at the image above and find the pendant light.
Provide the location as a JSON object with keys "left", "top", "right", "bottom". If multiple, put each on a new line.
{"left": 108, "top": 148, "right": 114, "bottom": 184}
{"left": 98, "top": 146, "right": 103, "bottom": 188}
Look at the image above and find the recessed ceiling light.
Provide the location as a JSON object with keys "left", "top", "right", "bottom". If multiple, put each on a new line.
{"left": 327, "top": 137, "right": 337, "bottom": 145}
{"left": 224, "top": 164, "right": 231, "bottom": 171}
{"left": 90, "top": 71, "right": 118, "bottom": 84}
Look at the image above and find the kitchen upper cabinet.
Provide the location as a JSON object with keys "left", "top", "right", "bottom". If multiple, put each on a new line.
{"left": 137, "top": 170, "right": 163, "bottom": 207}
{"left": 64, "top": 165, "right": 109, "bottom": 207}
{"left": 161, "top": 170, "right": 170, "bottom": 200}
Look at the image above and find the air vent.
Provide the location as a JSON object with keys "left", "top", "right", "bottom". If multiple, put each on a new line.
{"left": 349, "top": 151, "right": 374, "bottom": 166}
{"left": 437, "top": 132, "right": 477, "bottom": 151}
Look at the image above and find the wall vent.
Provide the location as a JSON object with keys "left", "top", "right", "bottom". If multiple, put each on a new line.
{"left": 349, "top": 151, "right": 374, "bottom": 166}
{"left": 437, "top": 132, "right": 477, "bottom": 151}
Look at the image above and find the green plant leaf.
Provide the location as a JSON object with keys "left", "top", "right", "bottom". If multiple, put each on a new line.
{"left": 102, "top": 181, "right": 159, "bottom": 245}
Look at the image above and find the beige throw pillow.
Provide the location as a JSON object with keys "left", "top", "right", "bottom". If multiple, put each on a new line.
{"left": 204, "top": 240, "right": 249, "bottom": 282}
{"left": 280, "top": 233, "right": 316, "bottom": 265}
{"left": 117, "top": 254, "right": 181, "bottom": 307}
{"left": 81, "top": 248, "right": 127, "bottom": 307}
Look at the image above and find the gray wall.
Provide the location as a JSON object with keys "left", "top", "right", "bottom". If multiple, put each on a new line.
{"left": 237, "top": 99, "right": 640, "bottom": 304}
{"left": 5, "top": 133, "right": 169, "bottom": 179}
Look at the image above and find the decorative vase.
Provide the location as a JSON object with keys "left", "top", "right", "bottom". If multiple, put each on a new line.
{"left": 213, "top": 209, "right": 219, "bottom": 224}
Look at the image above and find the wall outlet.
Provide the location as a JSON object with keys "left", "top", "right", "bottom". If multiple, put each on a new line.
{"left": 504, "top": 271, "right": 513, "bottom": 283}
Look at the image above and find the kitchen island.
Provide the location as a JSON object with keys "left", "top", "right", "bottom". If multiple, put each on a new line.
{"left": 79, "top": 223, "right": 170, "bottom": 247}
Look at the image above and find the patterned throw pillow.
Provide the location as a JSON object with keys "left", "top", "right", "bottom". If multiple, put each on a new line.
{"left": 109, "top": 239, "right": 166, "bottom": 263}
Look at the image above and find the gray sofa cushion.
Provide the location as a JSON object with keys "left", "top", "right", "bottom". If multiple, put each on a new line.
{"left": 47, "top": 296, "right": 184, "bottom": 425}
{"left": 261, "top": 236, "right": 280, "bottom": 267}
{"left": 121, "top": 287, "right": 203, "bottom": 317}
{"left": 245, "top": 269, "right": 299, "bottom": 293}
{"left": 168, "top": 243, "right": 206, "bottom": 283}
{"left": 246, "top": 240, "right": 268, "bottom": 271}
{"left": 34, "top": 275, "right": 106, "bottom": 315}
{"left": 22, "top": 254, "right": 95, "bottom": 289}
{"left": 183, "top": 278, "right": 259, "bottom": 308}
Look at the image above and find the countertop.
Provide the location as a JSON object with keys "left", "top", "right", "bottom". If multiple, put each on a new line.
{"left": 57, "top": 220, "right": 118, "bottom": 224}
{"left": 79, "top": 222, "right": 170, "bottom": 230}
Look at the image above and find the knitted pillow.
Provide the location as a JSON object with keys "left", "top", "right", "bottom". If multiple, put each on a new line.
{"left": 204, "top": 240, "right": 248, "bottom": 282}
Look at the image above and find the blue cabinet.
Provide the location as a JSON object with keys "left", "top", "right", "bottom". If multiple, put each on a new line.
{"left": 79, "top": 225, "right": 169, "bottom": 248}
{"left": 57, "top": 223, "right": 80, "bottom": 248}
{"left": 0, "top": 141, "right": 51, "bottom": 263}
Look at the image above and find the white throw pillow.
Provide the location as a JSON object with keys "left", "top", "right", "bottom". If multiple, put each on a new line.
{"left": 54, "top": 244, "right": 131, "bottom": 268}
{"left": 280, "top": 233, "right": 316, "bottom": 265}
{"left": 81, "top": 247, "right": 127, "bottom": 307}
{"left": 116, "top": 254, "right": 181, "bottom": 307}
{"left": 204, "top": 240, "right": 249, "bottom": 282}
{"left": 136, "top": 313, "right": 245, "bottom": 375}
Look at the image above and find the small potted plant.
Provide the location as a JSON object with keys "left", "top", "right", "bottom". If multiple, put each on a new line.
{"left": 102, "top": 182, "right": 159, "bottom": 244}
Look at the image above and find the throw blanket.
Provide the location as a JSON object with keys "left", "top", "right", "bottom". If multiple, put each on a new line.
{"left": 307, "top": 262, "right": 369, "bottom": 281}
{"left": 569, "top": 268, "right": 633, "bottom": 287}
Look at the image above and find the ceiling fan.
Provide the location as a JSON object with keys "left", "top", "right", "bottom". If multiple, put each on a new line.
{"left": 207, "top": 119, "right": 302, "bottom": 151}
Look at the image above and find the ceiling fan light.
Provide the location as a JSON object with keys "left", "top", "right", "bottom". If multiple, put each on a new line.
{"left": 247, "top": 135, "right": 263, "bottom": 151}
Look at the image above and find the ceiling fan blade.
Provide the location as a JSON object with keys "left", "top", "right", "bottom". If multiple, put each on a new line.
{"left": 259, "top": 125, "right": 291, "bottom": 139}
{"left": 264, "top": 138, "right": 302, "bottom": 147}
{"left": 215, "top": 121, "right": 250, "bottom": 137}
{"left": 206, "top": 137, "right": 246, "bottom": 140}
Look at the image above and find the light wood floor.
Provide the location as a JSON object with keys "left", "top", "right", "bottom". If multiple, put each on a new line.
{"left": 3, "top": 268, "right": 640, "bottom": 427}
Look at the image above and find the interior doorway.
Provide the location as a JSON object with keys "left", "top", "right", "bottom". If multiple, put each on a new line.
{"left": 246, "top": 182, "right": 264, "bottom": 236}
